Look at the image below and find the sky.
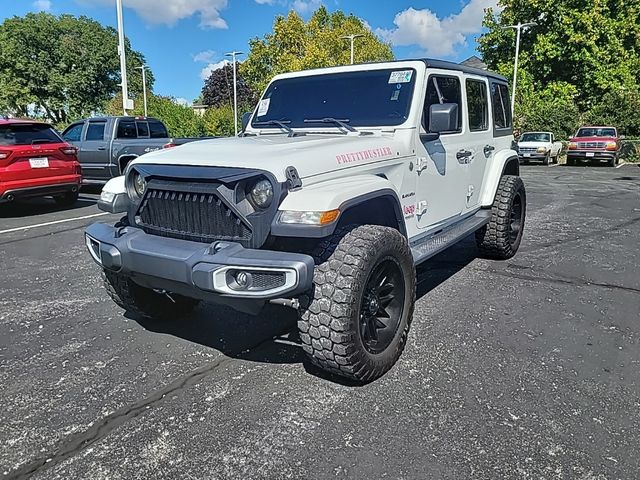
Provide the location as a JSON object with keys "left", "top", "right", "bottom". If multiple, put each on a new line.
{"left": 1, "top": 0, "right": 500, "bottom": 104}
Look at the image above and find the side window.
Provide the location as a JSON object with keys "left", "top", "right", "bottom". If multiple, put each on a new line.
{"left": 491, "top": 82, "right": 512, "bottom": 132}
{"left": 85, "top": 122, "right": 106, "bottom": 141}
{"left": 136, "top": 121, "right": 150, "bottom": 138}
{"left": 63, "top": 124, "right": 83, "bottom": 142}
{"left": 149, "top": 121, "right": 168, "bottom": 138}
{"left": 117, "top": 120, "right": 137, "bottom": 139}
{"left": 466, "top": 79, "right": 489, "bottom": 132}
{"left": 423, "top": 76, "right": 462, "bottom": 133}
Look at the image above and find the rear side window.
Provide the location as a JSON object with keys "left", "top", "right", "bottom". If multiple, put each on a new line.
{"left": 85, "top": 122, "right": 106, "bottom": 141}
{"left": 423, "top": 76, "right": 462, "bottom": 133}
{"left": 491, "top": 83, "right": 512, "bottom": 131}
{"left": 63, "top": 124, "right": 83, "bottom": 142}
{"left": 136, "top": 121, "right": 150, "bottom": 138}
{"left": 0, "top": 124, "right": 62, "bottom": 146}
{"left": 149, "top": 121, "right": 168, "bottom": 138}
{"left": 117, "top": 121, "right": 137, "bottom": 139}
{"left": 466, "top": 79, "right": 489, "bottom": 132}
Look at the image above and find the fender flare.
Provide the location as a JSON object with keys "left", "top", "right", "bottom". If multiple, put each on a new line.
{"left": 272, "top": 175, "right": 406, "bottom": 238}
{"left": 117, "top": 154, "right": 139, "bottom": 174}
{"left": 479, "top": 149, "right": 520, "bottom": 207}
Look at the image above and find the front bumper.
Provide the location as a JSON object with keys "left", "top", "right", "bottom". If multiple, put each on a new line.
{"left": 85, "top": 223, "right": 314, "bottom": 312}
{"left": 518, "top": 152, "right": 548, "bottom": 161}
{"left": 566, "top": 151, "right": 617, "bottom": 161}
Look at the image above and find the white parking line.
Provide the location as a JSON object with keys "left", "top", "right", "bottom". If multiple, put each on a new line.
{"left": 548, "top": 163, "right": 561, "bottom": 168}
{"left": 616, "top": 162, "right": 629, "bottom": 169}
{"left": 0, "top": 212, "right": 109, "bottom": 235}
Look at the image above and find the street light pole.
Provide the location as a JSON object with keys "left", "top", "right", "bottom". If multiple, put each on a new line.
{"left": 137, "top": 65, "right": 148, "bottom": 117}
{"left": 503, "top": 22, "right": 536, "bottom": 116}
{"left": 115, "top": 0, "right": 130, "bottom": 115}
{"left": 225, "top": 51, "right": 244, "bottom": 136}
{"left": 341, "top": 34, "right": 364, "bottom": 65}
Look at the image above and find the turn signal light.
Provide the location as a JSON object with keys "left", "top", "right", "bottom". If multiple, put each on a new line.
{"left": 568, "top": 142, "right": 578, "bottom": 150}
{"left": 605, "top": 142, "right": 617, "bottom": 151}
{"left": 319, "top": 210, "right": 340, "bottom": 225}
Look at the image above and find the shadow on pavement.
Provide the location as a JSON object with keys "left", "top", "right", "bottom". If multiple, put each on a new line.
{"left": 0, "top": 195, "right": 97, "bottom": 219}
{"left": 130, "top": 237, "right": 478, "bottom": 383}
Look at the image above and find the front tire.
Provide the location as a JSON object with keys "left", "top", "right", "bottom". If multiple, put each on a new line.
{"left": 298, "top": 225, "right": 416, "bottom": 383}
{"left": 102, "top": 270, "right": 199, "bottom": 320}
{"left": 475, "top": 175, "right": 526, "bottom": 260}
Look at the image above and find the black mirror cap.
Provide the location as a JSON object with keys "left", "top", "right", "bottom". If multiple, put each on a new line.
{"left": 241, "top": 112, "right": 252, "bottom": 132}
{"left": 429, "top": 103, "right": 459, "bottom": 134}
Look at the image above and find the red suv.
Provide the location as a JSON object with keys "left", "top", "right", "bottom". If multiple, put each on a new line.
{"left": 0, "top": 118, "right": 82, "bottom": 205}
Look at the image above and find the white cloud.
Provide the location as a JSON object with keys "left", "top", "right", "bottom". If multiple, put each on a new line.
{"left": 33, "top": 0, "right": 52, "bottom": 11}
{"left": 200, "top": 59, "right": 230, "bottom": 80}
{"left": 80, "top": 0, "right": 229, "bottom": 29}
{"left": 175, "top": 97, "right": 192, "bottom": 106}
{"left": 254, "top": 0, "right": 275, "bottom": 4}
{"left": 377, "top": 0, "right": 501, "bottom": 57}
{"left": 292, "top": 0, "right": 322, "bottom": 15}
{"left": 193, "top": 50, "right": 216, "bottom": 63}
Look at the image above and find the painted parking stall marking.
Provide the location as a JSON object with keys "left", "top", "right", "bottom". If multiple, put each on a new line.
{"left": 0, "top": 212, "right": 109, "bottom": 235}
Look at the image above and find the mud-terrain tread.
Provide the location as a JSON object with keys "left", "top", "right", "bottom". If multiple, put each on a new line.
{"left": 298, "top": 225, "right": 415, "bottom": 382}
{"left": 475, "top": 175, "right": 526, "bottom": 260}
{"left": 102, "top": 270, "right": 199, "bottom": 320}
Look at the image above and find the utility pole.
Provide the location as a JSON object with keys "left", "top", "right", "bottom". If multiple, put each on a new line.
{"left": 503, "top": 22, "right": 536, "bottom": 116}
{"left": 225, "top": 51, "right": 244, "bottom": 136}
{"left": 137, "top": 65, "right": 148, "bottom": 117}
{"left": 341, "top": 34, "right": 364, "bottom": 65}
{"left": 115, "top": 0, "right": 132, "bottom": 115}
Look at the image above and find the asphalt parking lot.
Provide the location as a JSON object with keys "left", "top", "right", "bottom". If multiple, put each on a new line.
{"left": 1, "top": 164, "right": 639, "bottom": 479}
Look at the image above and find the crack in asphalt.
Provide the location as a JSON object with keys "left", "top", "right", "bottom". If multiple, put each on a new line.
{"left": 488, "top": 265, "right": 640, "bottom": 295}
{"left": 5, "top": 329, "right": 289, "bottom": 480}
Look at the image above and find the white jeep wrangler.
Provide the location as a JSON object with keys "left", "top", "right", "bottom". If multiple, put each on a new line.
{"left": 86, "top": 59, "right": 525, "bottom": 382}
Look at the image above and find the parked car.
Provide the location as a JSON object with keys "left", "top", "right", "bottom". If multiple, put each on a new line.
{"left": 517, "top": 131, "right": 563, "bottom": 165}
{"left": 0, "top": 118, "right": 81, "bottom": 205}
{"left": 567, "top": 126, "right": 621, "bottom": 167}
{"left": 86, "top": 59, "right": 525, "bottom": 382}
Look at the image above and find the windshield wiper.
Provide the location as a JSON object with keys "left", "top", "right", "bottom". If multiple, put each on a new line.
{"left": 252, "top": 120, "right": 299, "bottom": 137}
{"left": 303, "top": 117, "right": 357, "bottom": 133}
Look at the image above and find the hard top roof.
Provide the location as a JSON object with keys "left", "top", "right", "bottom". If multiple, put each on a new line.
{"left": 420, "top": 58, "right": 507, "bottom": 83}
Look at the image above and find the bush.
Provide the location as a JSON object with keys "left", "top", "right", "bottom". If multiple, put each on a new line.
{"left": 202, "top": 104, "right": 235, "bottom": 137}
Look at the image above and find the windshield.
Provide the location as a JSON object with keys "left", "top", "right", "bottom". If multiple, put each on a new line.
{"left": 576, "top": 127, "right": 616, "bottom": 138}
{"left": 251, "top": 68, "right": 417, "bottom": 130}
{"left": 0, "top": 123, "right": 62, "bottom": 146}
{"left": 521, "top": 132, "right": 550, "bottom": 142}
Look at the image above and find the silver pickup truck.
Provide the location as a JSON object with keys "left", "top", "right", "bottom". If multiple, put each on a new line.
{"left": 62, "top": 116, "right": 201, "bottom": 185}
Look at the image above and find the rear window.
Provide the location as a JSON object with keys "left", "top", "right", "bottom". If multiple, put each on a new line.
{"left": 0, "top": 124, "right": 62, "bottom": 146}
{"left": 149, "top": 121, "right": 168, "bottom": 138}
{"left": 117, "top": 120, "right": 137, "bottom": 139}
{"left": 136, "top": 121, "right": 150, "bottom": 138}
{"left": 491, "top": 83, "right": 512, "bottom": 130}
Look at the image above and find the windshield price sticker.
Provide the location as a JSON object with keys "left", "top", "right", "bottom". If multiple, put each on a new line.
{"left": 257, "top": 98, "right": 271, "bottom": 117}
{"left": 389, "top": 70, "right": 413, "bottom": 84}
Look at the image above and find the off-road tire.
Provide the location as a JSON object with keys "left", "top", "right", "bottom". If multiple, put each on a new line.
{"left": 475, "top": 175, "right": 526, "bottom": 260}
{"left": 54, "top": 190, "right": 79, "bottom": 206}
{"left": 102, "top": 270, "right": 199, "bottom": 320}
{"left": 298, "top": 225, "right": 416, "bottom": 383}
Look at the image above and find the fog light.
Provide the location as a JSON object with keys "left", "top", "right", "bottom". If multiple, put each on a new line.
{"left": 235, "top": 271, "right": 251, "bottom": 288}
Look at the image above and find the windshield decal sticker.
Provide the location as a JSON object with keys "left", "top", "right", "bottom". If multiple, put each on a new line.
{"left": 388, "top": 70, "right": 413, "bottom": 84}
{"left": 390, "top": 90, "right": 401, "bottom": 101}
{"left": 257, "top": 98, "right": 270, "bottom": 117}
{"left": 336, "top": 146, "right": 394, "bottom": 165}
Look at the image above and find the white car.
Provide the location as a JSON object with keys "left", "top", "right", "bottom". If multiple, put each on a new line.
{"left": 517, "top": 131, "right": 563, "bottom": 165}
{"left": 87, "top": 59, "right": 526, "bottom": 382}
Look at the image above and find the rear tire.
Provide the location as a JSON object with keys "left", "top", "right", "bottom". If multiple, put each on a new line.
{"left": 54, "top": 190, "right": 79, "bottom": 206}
{"left": 102, "top": 270, "right": 199, "bottom": 320}
{"left": 297, "top": 225, "right": 416, "bottom": 383}
{"left": 475, "top": 175, "right": 526, "bottom": 260}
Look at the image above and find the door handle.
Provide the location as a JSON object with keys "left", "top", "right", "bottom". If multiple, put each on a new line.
{"left": 97, "top": 147, "right": 106, "bottom": 151}
{"left": 483, "top": 145, "right": 495, "bottom": 157}
{"left": 456, "top": 150, "right": 472, "bottom": 160}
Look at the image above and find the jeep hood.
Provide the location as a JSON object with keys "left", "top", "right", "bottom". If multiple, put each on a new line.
{"left": 132, "top": 134, "right": 406, "bottom": 182}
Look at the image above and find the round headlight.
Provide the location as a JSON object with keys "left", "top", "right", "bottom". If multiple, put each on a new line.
{"left": 133, "top": 171, "right": 147, "bottom": 197}
{"left": 250, "top": 179, "right": 273, "bottom": 208}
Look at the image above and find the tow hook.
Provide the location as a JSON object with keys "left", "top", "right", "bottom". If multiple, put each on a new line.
{"left": 269, "top": 298, "right": 300, "bottom": 309}
{"left": 153, "top": 289, "right": 176, "bottom": 303}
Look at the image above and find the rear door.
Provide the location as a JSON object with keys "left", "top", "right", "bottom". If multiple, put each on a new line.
{"left": 0, "top": 123, "right": 76, "bottom": 182}
{"left": 463, "top": 75, "right": 492, "bottom": 210}
{"left": 79, "top": 120, "right": 110, "bottom": 180}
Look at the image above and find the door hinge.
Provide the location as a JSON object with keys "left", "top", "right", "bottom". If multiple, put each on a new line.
{"left": 416, "top": 157, "right": 428, "bottom": 174}
{"left": 417, "top": 200, "right": 428, "bottom": 217}
{"left": 467, "top": 185, "right": 475, "bottom": 200}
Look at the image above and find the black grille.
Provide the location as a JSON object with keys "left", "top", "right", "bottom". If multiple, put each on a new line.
{"left": 250, "top": 272, "right": 286, "bottom": 290}
{"left": 136, "top": 188, "right": 252, "bottom": 244}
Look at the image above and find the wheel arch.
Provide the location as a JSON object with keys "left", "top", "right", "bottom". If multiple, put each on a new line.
{"left": 479, "top": 150, "right": 520, "bottom": 207}
{"left": 118, "top": 154, "right": 139, "bottom": 174}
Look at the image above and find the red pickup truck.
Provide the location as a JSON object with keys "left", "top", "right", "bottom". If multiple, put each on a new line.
{"left": 567, "top": 126, "right": 621, "bottom": 167}
{"left": 0, "top": 118, "right": 82, "bottom": 205}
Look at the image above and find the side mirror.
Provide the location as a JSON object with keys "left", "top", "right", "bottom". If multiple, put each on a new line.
{"left": 241, "top": 112, "right": 252, "bottom": 132}
{"left": 429, "top": 103, "right": 459, "bottom": 134}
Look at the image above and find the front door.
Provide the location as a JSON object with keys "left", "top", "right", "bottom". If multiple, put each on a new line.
{"left": 414, "top": 73, "right": 468, "bottom": 230}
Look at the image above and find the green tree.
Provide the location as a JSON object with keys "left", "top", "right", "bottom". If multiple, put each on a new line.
{"left": 0, "top": 12, "right": 153, "bottom": 126}
{"left": 201, "top": 64, "right": 257, "bottom": 108}
{"left": 202, "top": 104, "right": 235, "bottom": 137}
{"left": 241, "top": 6, "right": 394, "bottom": 93}
{"left": 139, "top": 96, "right": 204, "bottom": 138}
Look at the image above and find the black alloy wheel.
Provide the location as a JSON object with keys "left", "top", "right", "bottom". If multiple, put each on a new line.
{"left": 359, "top": 258, "right": 405, "bottom": 354}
